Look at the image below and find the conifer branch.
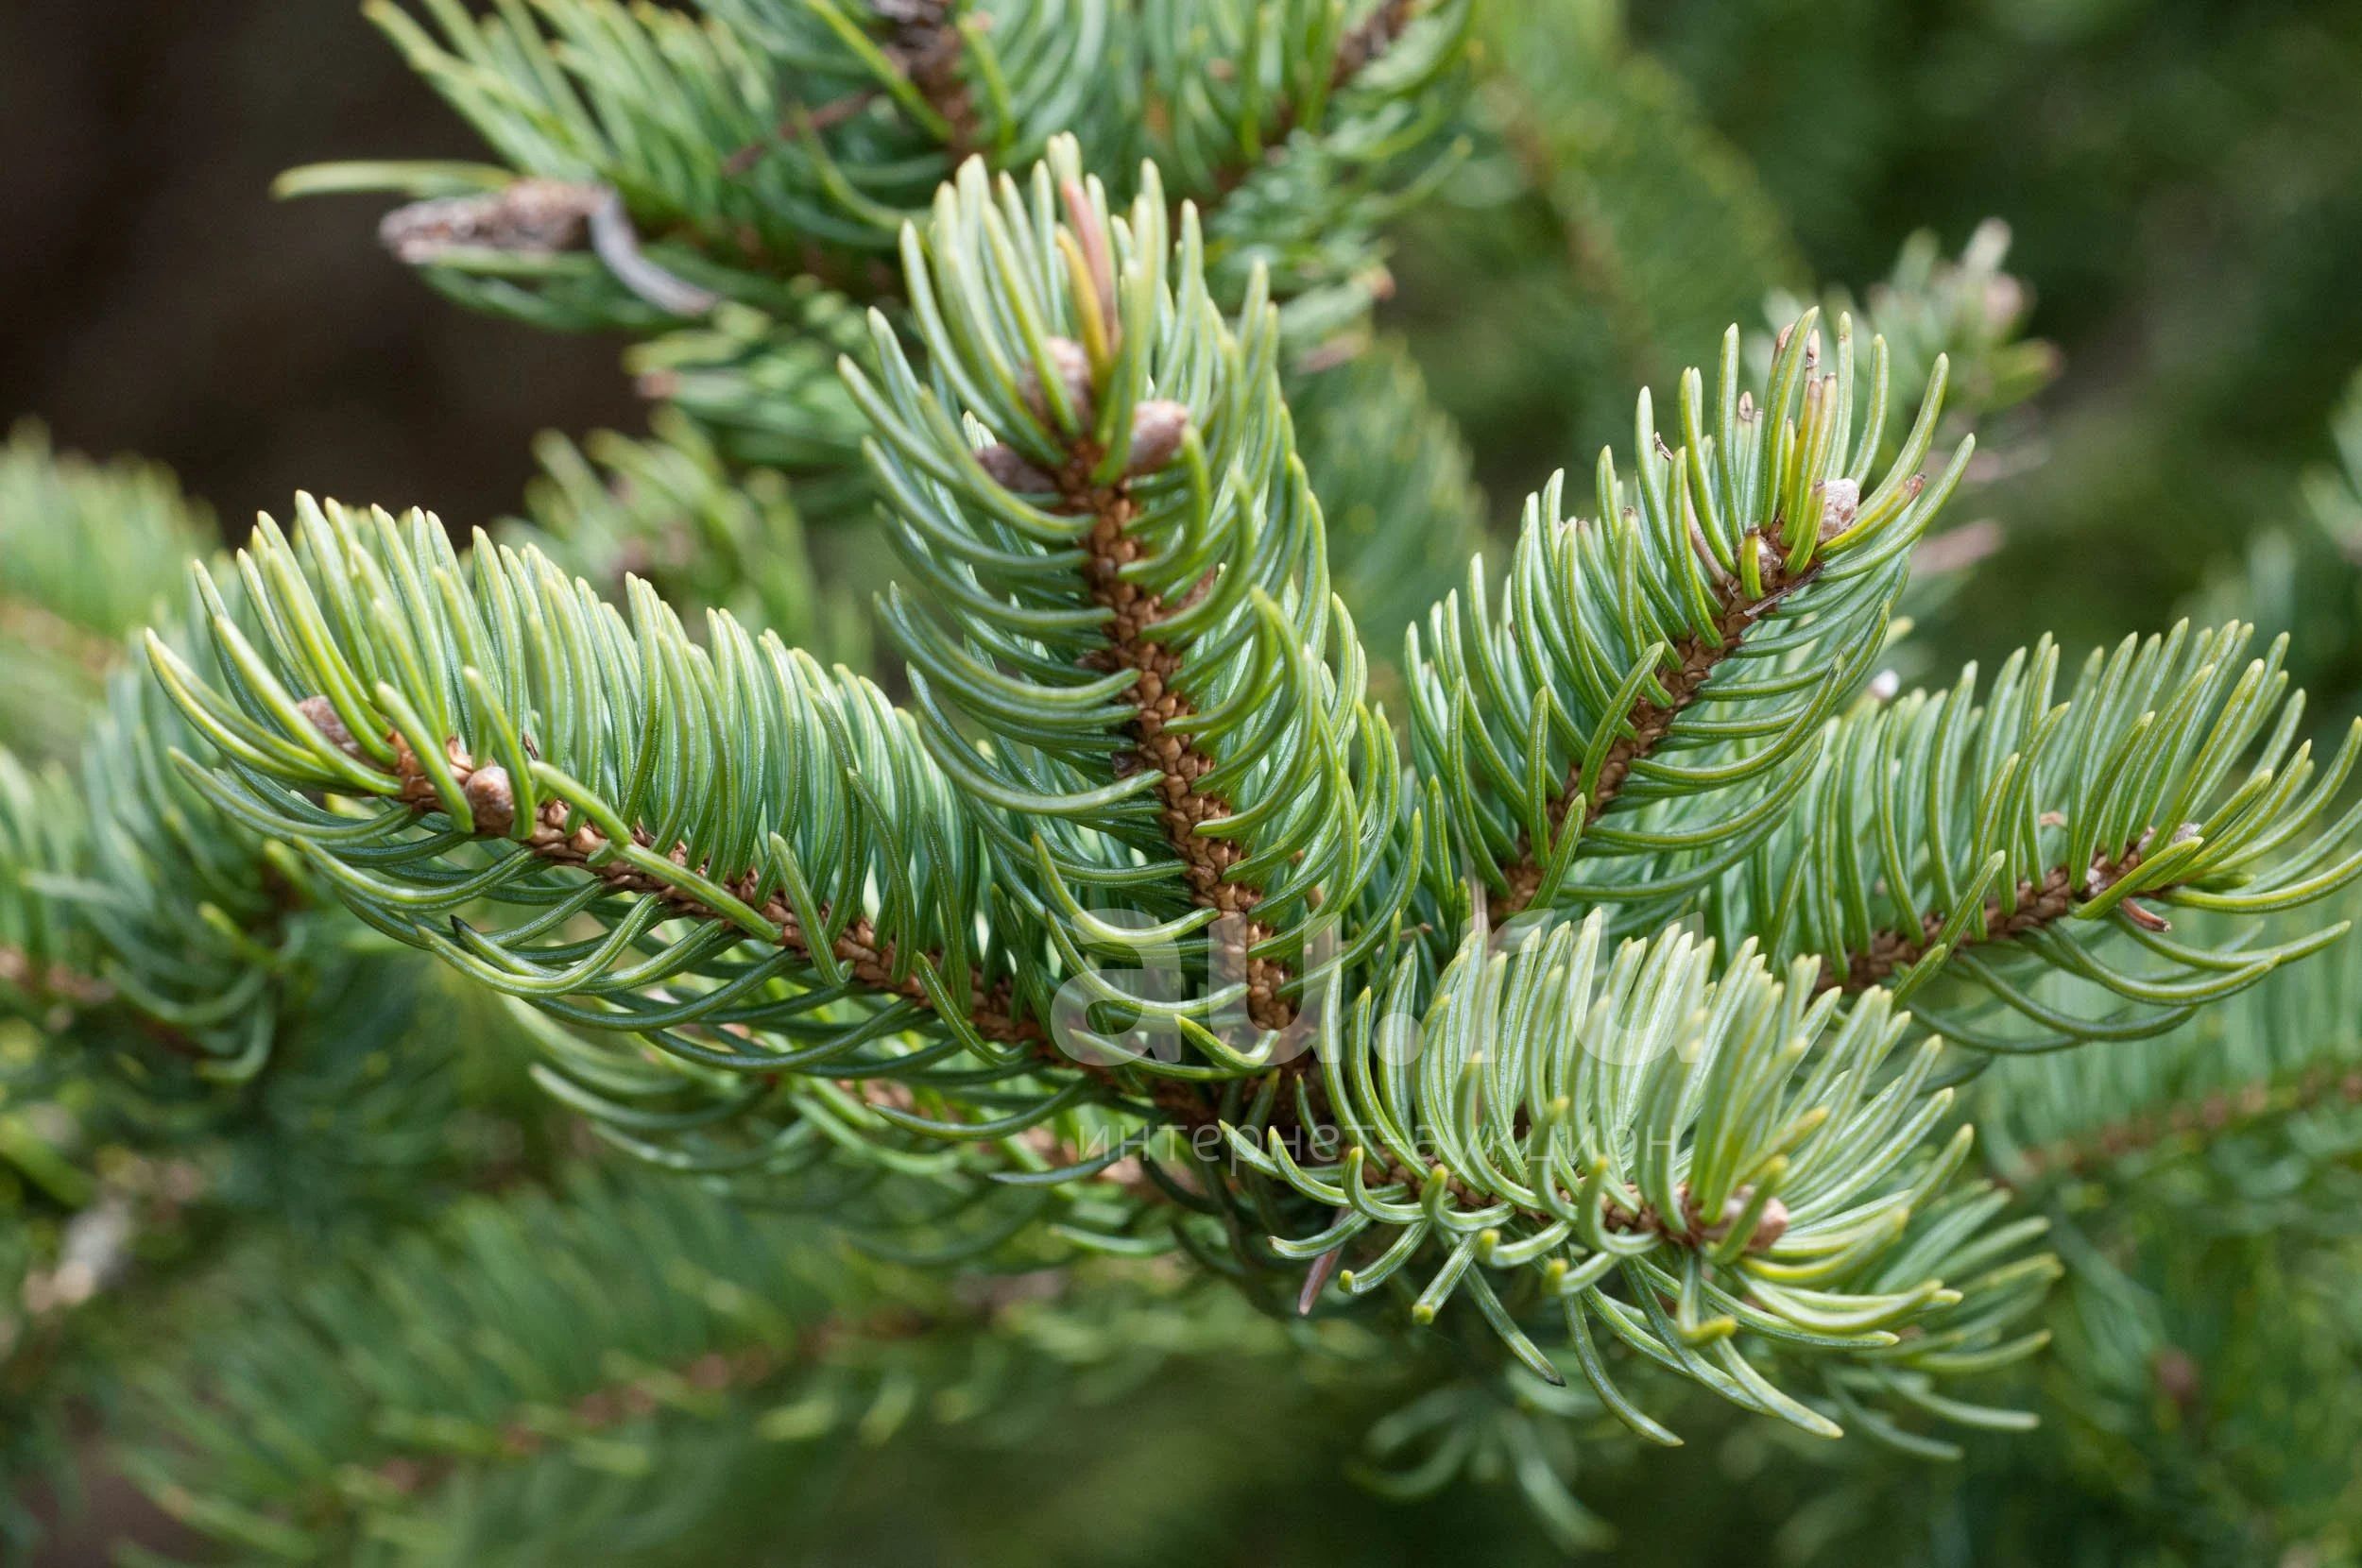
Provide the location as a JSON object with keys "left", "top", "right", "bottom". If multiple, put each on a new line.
{"left": 130, "top": 1174, "right": 1258, "bottom": 1561}
{"left": 1412, "top": 315, "right": 1969, "bottom": 929}
{"left": 1233, "top": 909, "right": 2056, "bottom": 1434}
{"left": 142, "top": 500, "right": 1117, "bottom": 1141}
{"left": 371, "top": 724, "right": 1044, "bottom": 1050}
{"left": 1998, "top": 1065, "right": 2362, "bottom": 1187}
{"left": 856, "top": 141, "right": 1404, "bottom": 1066}
{"left": 296, "top": 0, "right": 1471, "bottom": 339}
{"left": 1495, "top": 530, "right": 1831, "bottom": 916}
{"left": 1972, "top": 883, "right": 2362, "bottom": 1196}
{"left": 1019, "top": 193, "right": 1295, "bottom": 1031}
{"left": 1823, "top": 833, "right": 2164, "bottom": 993}
{"left": 1706, "top": 622, "right": 2362, "bottom": 1049}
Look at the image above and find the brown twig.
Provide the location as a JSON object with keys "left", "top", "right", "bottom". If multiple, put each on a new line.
{"left": 380, "top": 727, "right": 1042, "bottom": 1047}
{"left": 1818, "top": 834, "right": 2172, "bottom": 994}
{"left": 1072, "top": 493, "right": 1294, "bottom": 1035}
{"left": 1495, "top": 528, "right": 1825, "bottom": 917}
{"left": 374, "top": 723, "right": 1240, "bottom": 1145}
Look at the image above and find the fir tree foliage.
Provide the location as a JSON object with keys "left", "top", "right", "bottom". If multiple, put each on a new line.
{"left": 1705, "top": 623, "right": 2362, "bottom": 1050}
{"left": 1409, "top": 313, "right": 1972, "bottom": 928}
{"left": 125, "top": 118, "right": 2362, "bottom": 1545}
{"left": 851, "top": 136, "right": 1406, "bottom": 1048}
{"left": 128, "top": 1169, "right": 1270, "bottom": 1566}
{"left": 0, "top": 423, "right": 213, "bottom": 763}
{"left": 288, "top": 0, "right": 1472, "bottom": 338}
{"left": 135, "top": 134, "right": 2282, "bottom": 1475}
{"left": 502, "top": 408, "right": 866, "bottom": 661}
{"left": 15, "top": 5, "right": 2362, "bottom": 1560}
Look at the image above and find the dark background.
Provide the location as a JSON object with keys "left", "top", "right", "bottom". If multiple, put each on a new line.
{"left": 0, "top": 1, "right": 638, "bottom": 535}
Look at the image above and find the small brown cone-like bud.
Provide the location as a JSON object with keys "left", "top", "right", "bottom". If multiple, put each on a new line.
{"left": 1124, "top": 400, "right": 1191, "bottom": 476}
{"left": 1816, "top": 477, "right": 1860, "bottom": 538}
{"left": 376, "top": 179, "right": 603, "bottom": 264}
{"left": 465, "top": 764, "right": 516, "bottom": 837}
{"left": 2151, "top": 1346, "right": 2201, "bottom": 1413}
{"left": 975, "top": 442, "right": 1059, "bottom": 494}
{"left": 1983, "top": 272, "right": 2028, "bottom": 330}
{"left": 296, "top": 695, "right": 361, "bottom": 758}
{"left": 1018, "top": 337, "right": 1095, "bottom": 428}
{"left": 1702, "top": 1189, "right": 1789, "bottom": 1252}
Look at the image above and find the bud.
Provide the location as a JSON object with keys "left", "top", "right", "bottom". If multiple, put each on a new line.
{"left": 1018, "top": 337, "right": 1095, "bottom": 428}
{"left": 2151, "top": 1346, "right": 2201, "bottom": 1412}
{"left": 296, "top": 695, "right": 361, "bottom": 758}
{"left": 1983, "top": 272, "right": 2028, "bottom": 330}
{"left": 377, "top": 179, "right": 604, "bottom": 264}
{"left": 465, "top": 764, "right": 517, "bottom": 837}
{"left": 1124, "top": 400, "right": 1191, "bottom": 475}
{"left": 976, "top": 442, "right": 1059, "bottom": 494}
{"left": 1816, "top": 477, "right": 1860, "bottom": 538}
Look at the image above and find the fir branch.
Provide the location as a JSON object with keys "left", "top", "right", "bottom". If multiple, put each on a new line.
{"left": 129, "top": 1173, "right": 1268, "bottom": 1561}
{"left": 1972, "top": 885, "right": 2362, "bottom": 1193}
{"left": 360, "top": 1313, "right": 925, "bottom": 1507}
{"left": 298, "top": 0, "right": 1472, "bottom": 361}
{"left": 1823, "top": 832, "right": 2164, "bottom": 994}
{"left": 1998, "top": 1065, "right": 2362, "bottom": 1187}
{"left": 1232, "top": 908, "right": 2056, "bottom": 1436}
{"left": 1495, "top": 528, "right": 1829, "bottom": 917}
{"left": 1004, "top": 197, "right": 1297, "bottom": 1030}
{"left": 370, "top": 723, "right": 1043, "bottom": 1050}
{"left": 1412, "top": 314, "right": 1969, "bottom": 928}
{"left": 856, "top": 140, "right": 1405, "bottom": 1065}
{"left": 1707, "top": 622, "right": 2362, "bottom": 1049}
{"left": 135, "top": 493, "right": 1260, "bottom": 1235}
{"left": 144, "top": 499, "right": 1103, "bottom": 1120}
